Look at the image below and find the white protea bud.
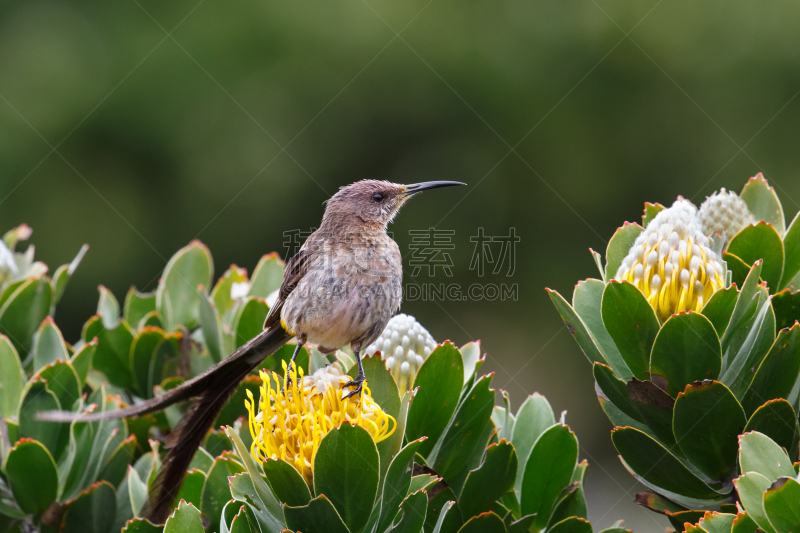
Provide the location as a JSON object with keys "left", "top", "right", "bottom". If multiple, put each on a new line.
{"left": 363, "top": 313, "right": 437, "bottom": 391}
{"left": 698, "top": 188, "right": 754, "bottom": 240}
{"left": 615, "top": 199, "right": 727, "bottom": 322}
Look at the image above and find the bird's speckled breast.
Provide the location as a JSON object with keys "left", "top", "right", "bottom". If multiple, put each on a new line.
{"left": 281, "top": 234, "right": 402, "bottom": 351}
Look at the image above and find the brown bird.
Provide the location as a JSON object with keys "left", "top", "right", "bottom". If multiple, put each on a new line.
{"left": 38, "top": 179, "right": 465, "bottom": 523}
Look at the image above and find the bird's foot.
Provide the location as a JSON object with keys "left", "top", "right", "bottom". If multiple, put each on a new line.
{"left": 342, "top": 375, "right": 365, "bottom": 400}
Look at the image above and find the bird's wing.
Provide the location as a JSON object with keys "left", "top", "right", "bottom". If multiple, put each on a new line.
{"left": 264, "top": 243, "right": 313, "bottom": 329}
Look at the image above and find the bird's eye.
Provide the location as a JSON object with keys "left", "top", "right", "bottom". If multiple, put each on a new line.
{"left": 372, "top": 193, "right": 384, "bottom": 202}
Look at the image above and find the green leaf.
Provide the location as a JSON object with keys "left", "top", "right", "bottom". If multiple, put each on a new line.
{"left": 262, "top": 459, "right": 311, "bottom": 507}
{"left": 507, "top": 515, "right": 536, "bottom": 533}
{"left": 593, "top": 363, "right": 643, "bottom": 423}
{"left": 97, "top": 435, "right": 137, "bottom": 488}
{"left": 407, "top": 342, "right": 463, "bottom": 457}
{"left": 547, "top": 288, "right": 607, "bottom": 368}
{"left": 390, "top": 490, "right": 428, "bottom": 533}
{"left": 50, "top": 244, "right": 88, "bottom": 309}
{"left": 723, "top": 252, "right": 754, "bottom": 289}
{"left": 156, "top": 240, "right": 214, "bottom": 331}
{"left": 215, "top": 375, "right": 262, "bottom": 428}
{"left": 346, "top": 353, "right": 400, "bottom": 422}
{"left": 740, "top": 173, "right": 785, "bottom": 235}
{"left": 511, "top": 393, "right": 555, "bottom": 496}
{"left": 380, "top": 389, "right": 413, "bottom": 484}
{"left": 763, "top": 477, "right": 800, "bottom": 533}
{"left": 548, "top": 517, "right": 592, "bottom": 533}
{"left": 650, "top": 312, "right": 722, "bottom": 397}
{"left": 122, "top": 518, "right": 163, "bottom": 533}
{"left": 83, "top": 315, "right": 135, "bottom": 389}
{"left": 673, "top": 380, "right": 746, "bottom": 480}
{"left": 284, "top": 495, "right": 350, "bottom": 533}
{"left": 547, "top": 483, "right": 587, "bottom": 528}
{"left": 430, "top": 501, "right": 456, "bottom": 533}
{"left": 6, "top": 438, "right": 58, "bottom": 514}
{"left": 70, "top": 339, "right": 96, "bottom": 388}
{"left": 702, "top": 286, "right": 739, "bottom": 338}
{"left": 225, "top": 427, "right": 285, "bottom": 531}
{"left": 164, "top": 500, "right": 204, "bottom": 533}
{"left": 201, "top": 456, "right": 246, "bottom": 531}
{"left": 605, "top": 222, "right": 643, "bottom": 281}
{"left": 97, "top": 285, "right": 121, "bottom": 328}
{"left": 176, "top": 469, "right": 205, "bottom": 509}
{"left": 731, "top": 512, "right": 758, "bottom": 533}
{"left": 742, "top": 324, "right": 800, "bottom": 415}
{"left": 32, "top": 316, "right": 69, "bottom": 370}
{"left": 233, "top": 297, "right": 269, "bottom": 348}
{"left": 229, "top": 503, "right": 253, "bottom": 533}
{"left": 612, "top": 427, "right": 722, "bottom": 499}
{"left": 124, "top": 288, "right": 156, "bottom": 331}
{"left": 189, "top": 447, "right": 214, "bottom": 473}
{"left": 430, "top": 374, "right": 495, "bottom": 481}
{"left": 0, "top": 335, "right": 24, "bottom": 418}
{"left": 457, "top": 511, "right": 507, "bottom": 533}
{"left": 35, "top": 359, "right": 81, "bottom": 412}
{"left": 129, "top": 327, "right": 169, "bottom": 398}
{"left": 0, "top": 277, "right": 52, "bottom": 357}
{"left": 626, "top": 378, "right": 677, "bottom": 447}
{"left": 198, "top": 292, "right": 223, "bottom": 363}
{"left": 520, "top": 424, "right": 578, "bottom": 531}
{"left": 773, "top": 289, "right": 800, "bottom": 331}
{"left": 601, "top": 280, "right": 660, "bottom": 380}
{"left": 459, "top": 441, "right": 517, "bottom": 516}
{"left": 738, "top": 431, "right": 795, "bottom": 481}
{"left": 314, "top": 423, "right": 380, "bottom": 533}
{"left": 781, "top": 212, "right": 800, "bottom": 290}
{"left": 734, "top": 472, "right": 776, "bottom": 533}
{"left": 721, "top": 261, "right": 764, "bottom": 355}
{"left": 212, "top": 265, "right": 249, "bottom": 315}
{"left": 728, "top": 222, "right": 784, "bottom": 293}
{"left": 61, "top": 480, "right": 117, "bottom": 533}
{"left": 377, "top": 439, "right": 424, "bottom": 533}
{"left": 248, "top": 253, "right": 284, "bottom": 299}
{"left": 573, "top": 279, "right": 631, "bottom": 380}
{"left": 642, "top": 202, "right": 665, "bottom": 226}
{"left": 696, "top": 513, "right": 736, "bottom": 533}
{"left": 744, "top": 399, "right": 798, "bottom": 453}
{"left": 18, "top": 378, "right": 65, "bottom": 458}
{"left": 409, "top": 474, "right": 439, "bottom": 494}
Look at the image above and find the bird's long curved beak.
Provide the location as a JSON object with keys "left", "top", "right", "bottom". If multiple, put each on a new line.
{"left": 403, "top": 181, "right": 467, "bottom": 195}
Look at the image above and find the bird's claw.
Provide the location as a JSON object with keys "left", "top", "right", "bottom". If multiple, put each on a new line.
{"left": 342, "top": 376, "right": 365, "bottom": 399}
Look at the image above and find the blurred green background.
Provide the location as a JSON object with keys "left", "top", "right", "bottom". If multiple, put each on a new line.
{"left": 2, "top": 0, "right": 800, "bottom": 529}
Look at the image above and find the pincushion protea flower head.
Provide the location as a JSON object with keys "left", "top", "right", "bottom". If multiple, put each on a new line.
{"left": 245, "top": 361, "right": 396, "bottom": 484}
{"left": 698, "top": 187, "right": 754, "bottom": 240}
{"left": 364, "top": 313, "right": 436, "bottom": 391}
{"left": 615, "top": 199, "right": 727, "bottom": 322}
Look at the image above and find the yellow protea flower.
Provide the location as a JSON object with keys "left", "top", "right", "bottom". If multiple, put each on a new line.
{"left": 615, "top": 199, "right": 727, "bottom": 322}
{"left": 245, "top": 361, "right": 396, "bottom": 484}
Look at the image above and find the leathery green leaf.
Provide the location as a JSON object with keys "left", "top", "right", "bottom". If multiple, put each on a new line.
{"left": 627, "top": 378, "right": 677, "bottom": 447}
{"left": 772, "top": 289, "right": 800, "bottom": 331}
{"left": 35, "top": 359, "right": 81, "bottom": 412}
{"left": 156, "top": 240, "right": 214, "bottom": 331}
{"left": 198, "top": 291, "right": 223, "bottom": 363}
{"left": 83, "top": 314, "right": 135, "bottom": 389}
{"left": 549, "top": 517, "right": 592, "bottom": 533}
{"left": 612, "top": 427, "right": 722, "bottom": 500}
{"left": 407, "top": 342, "right": 463, "bottom": 457}
{"left": 201, "top": 455, "right": 245, "bottom": 531}
{"left": 248, "top": 253, "right": 284, "bottom": 299}
{"left": 233, "top": 297, "right": 269, "bottom": 348}
{"left": 605, "top": 222, "right": 643, "bottom": 282}
{"left": 781, "top": 211, "right": 800, "bottom": 289}
{"left": 763, "top": 477, "right": 800, "bottom": 533}
{"left": 18, "top": 378, "right": 65, "bottom": 458}
{"left": 520, "top": 424, "right": 578, "bottom": 531}
{"left": 593, "top": 363, "right": 643, "bottom": 423}
{"left": 731, "top": 511, "right": 757, "bottom": 533}
{"left": 601, "top": 280, "right": 660, "bottom": 380}
{"left": 734, "top": 472, "right": 776, "bottom": 533}
{"left": 61, "top": 480, "right": 117, "bottom": 533}
{"left": 261, "top": 459, "right": 311, "bottom": 507}
{"left": 511, "top": 392, "right": 555, "bottom": 496}
{"left": 702, "top": 286, "right": 739, "bottom": 338}
{"left": 742, "top": 324, "right": 800, "bottom": 416}
{"left": 377, "top": 438, "right": 424, "bottom": 533}
{"left": 739, "top": 431, "right": 795, "bottom": 482}
{"left": 574, "top": 279, "right": 631, "bottom": 380}
{"left": 284, "top": 495, "right": 349, "bottom": 533}
{"left": 673, "top": 380, "right": 745, "bottom": 480}
{"left": 0, "top": 335, "right": 24, "bottom": 418}
{"left": 314, "top": 423, "right": 380, "bottom": 533}
{"left": 389, "top": 490, "right": 428, "bottom": 533}
{"left": 650, "top": 312, "right": 721, "bottom": 397}
{"left": 728, "top": 222, "right": 784, "bottom": 293}
{"left": 70, "top": 338, "right": 96, "bottom": 388}
{"left": 6, "top": 438, "right": 58, "bottom": 514}
{"left": 547, "top": 288, "right": 607, "bottom": 368}
{"left": 744, "top": 399, "right": 798, "bottom": 453}
{"left": 0, "top": 276, "right": 52, "bottom": 357}
{"left": 164, "top": 500, "right": 204, "bottom": 533}
{"left": 32, "top": 316, "right": 69, "bottom": 370}
{"left": 696, "top": 512, "right": 736, "bottom": 533}
{"left": 211, "top": 265, "right": 248, "bottom": 315}
{"left": 175, "top": 469, "right": 205, "bottom": 509}
{"left": 459, "top": 440, "right": 517, "bottom": 516}
{"left": 123, "top": 288, "right": 156, "bottom": 331}
{"left": 740, "top": 173, "right": 785, "bottom": 235}
{"left": 458, "top": 511, "right": 508, "bottom": 533}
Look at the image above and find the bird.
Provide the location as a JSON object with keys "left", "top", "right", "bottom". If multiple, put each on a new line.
{"left": 38, "top": 179, "right": 465, "bottom": 524}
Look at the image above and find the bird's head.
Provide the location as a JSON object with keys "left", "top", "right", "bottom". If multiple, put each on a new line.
{"left": 322, "top": 179, "right": 466, "bottom": 231}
